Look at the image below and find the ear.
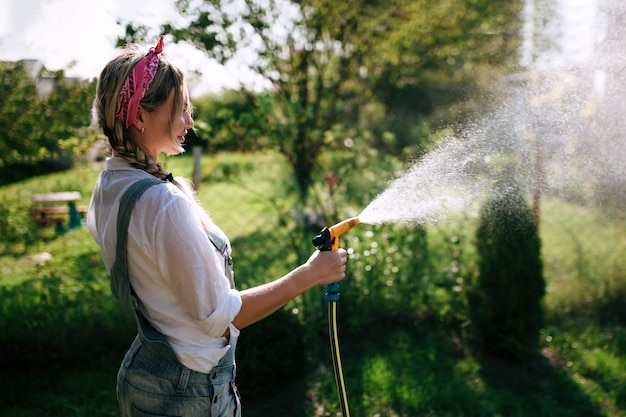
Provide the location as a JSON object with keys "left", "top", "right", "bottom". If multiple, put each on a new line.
{"left": 131, "top": 107, "right": 145, "bottom": 131}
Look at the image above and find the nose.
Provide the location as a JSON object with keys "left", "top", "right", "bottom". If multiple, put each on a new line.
{"left": 184, "top": 111, "right": 194, "bottom": 129}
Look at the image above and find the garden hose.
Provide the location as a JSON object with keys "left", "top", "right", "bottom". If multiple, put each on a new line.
{"left": 312, "top": 217, "right": 360, "bottom": 417}
{"left": 326, "top": 285, "right": 350, "bottom": 417}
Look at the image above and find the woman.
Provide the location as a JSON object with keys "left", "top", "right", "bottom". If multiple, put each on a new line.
{"left": 88, "top": 36, "right": 347, "bottom": 417}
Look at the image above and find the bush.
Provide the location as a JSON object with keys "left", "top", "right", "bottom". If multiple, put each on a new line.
{"left": 0, "top": 158, "right": 74, "bottom": 186}
{"left": 0, "top": 201, "right": 39, "bottom": 256}
{"left": 236, "top": 308, "right": 307, "bottom": 398}
{"left": 469, "top": 182, "right": 545, "bottom": 360}
{"left": 0, "top": 269, "right": 136, "bottom": 366}
{"left": 341, "top": 223, "right": 430, "bottom": 328}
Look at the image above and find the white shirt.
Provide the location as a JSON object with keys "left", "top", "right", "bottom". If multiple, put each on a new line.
{"left": 87, "top": 157, "right": 242, "bottom": 373}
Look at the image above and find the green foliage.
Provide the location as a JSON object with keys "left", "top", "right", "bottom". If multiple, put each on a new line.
{"left": 0, "top": 216, "right": 135, "bottom": 365}
{"left": 0, "top": 168, "right": 99, "bottom": 257}
{"left": 43, "top": 74, "right": 99, "bottom": 156}
{"left": 192, "top": 91, "right": 272, "bottom": 152}
{"left": 2, "top": 153, "right": 626, "bottom": 416}
{"left": 470, "top": 182, "right": 545, "bottom": 360}
{"left": 236, "top": 309, "right": 307, "bottom": 397}
{"left": 0, "top": 61, "right": 97, "bottom": 184}
{"left": 363, "top": 0, "right": 524, "bottom": 149}
{"left": 0, "top": 269, "right": 135, "bottom": 364}
{"left": 0, "top": 61, "right": 44, "bottom": 166}
{"left": 310, "top": 144, "right": 405, "bottom": 223}
{"left": 341, "top": 224, "right": 430, "bottom": 325}
{"left": 0, "top": 203, "right": 37, "bottom": 256}
{"left": 121, "top": 0, "right": 523, "bottom": 199}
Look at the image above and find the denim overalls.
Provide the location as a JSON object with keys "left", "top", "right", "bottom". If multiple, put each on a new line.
{"left": 109, "top": 178, "right": 241, "bottom": 417}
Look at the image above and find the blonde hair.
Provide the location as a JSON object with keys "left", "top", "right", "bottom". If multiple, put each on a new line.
{"left": 93, "top": 43, "right": 187, "bottom": 180}
{"left": 93, "top": 42, "right": 209, "bottom": 224}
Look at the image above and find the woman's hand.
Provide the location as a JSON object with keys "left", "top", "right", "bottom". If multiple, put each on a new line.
{"left": 303, "top": 248, "right": 348, "bottom": 287}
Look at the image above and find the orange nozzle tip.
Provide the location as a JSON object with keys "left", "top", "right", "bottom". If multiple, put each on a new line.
{"left": 329, "top": 217, "right": 361, "bottom": 238}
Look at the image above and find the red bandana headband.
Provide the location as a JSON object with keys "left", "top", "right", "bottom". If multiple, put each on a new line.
{"left": 115, "top": 36, "right": 165, "bottom": 129}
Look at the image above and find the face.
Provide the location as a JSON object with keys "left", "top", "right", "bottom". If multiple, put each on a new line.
{"left": 135, "top": 89, "right": 194, "bottom": 158}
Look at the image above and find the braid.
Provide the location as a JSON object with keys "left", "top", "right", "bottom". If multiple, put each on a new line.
{"left": 109, "top": 133, "right": 172, "bottom": 182}
{"left": 107, "top": 117, "right": 209, "bottom": 229}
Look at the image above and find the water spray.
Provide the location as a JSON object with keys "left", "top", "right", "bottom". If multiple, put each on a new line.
{"left": 312, "top": 216, "right": 361, "bottom": 417}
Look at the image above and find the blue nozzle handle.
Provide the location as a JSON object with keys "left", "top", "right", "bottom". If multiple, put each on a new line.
{"left": 325, "top": 282, "right": 341, "bottom": 302}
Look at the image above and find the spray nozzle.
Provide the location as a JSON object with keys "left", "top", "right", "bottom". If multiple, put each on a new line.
{"left": 312, "top": 217, "right": 360, "bottom": 303}
{"left": 312, "top": 217, "right": 361, "bottom": 251}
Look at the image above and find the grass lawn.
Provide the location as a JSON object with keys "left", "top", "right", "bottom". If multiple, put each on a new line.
{"left": 1, "top": 151, "right": 625, "bottom": 416}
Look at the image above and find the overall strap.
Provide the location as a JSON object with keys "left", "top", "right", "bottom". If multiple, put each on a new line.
{"left": 109, "top": 177, "right": 180, "bottom": 363}
{"left": 110, "top": 177, "right": 163, "bottom": 312}
{"left": 206, "top": 230, "right": 235, "bottom": 289}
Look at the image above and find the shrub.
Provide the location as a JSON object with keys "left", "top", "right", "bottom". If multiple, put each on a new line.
{"left": 236, "top": 308, "right": 307, "bottom": 398}
{"left": 341, "top": 223, "right": 430, "bottom": 328}
{"left": 469, "top": 182, "right": 545, "bottom": 360}
{"left": 0, "top": 270, "right": 136, "bottom": 365}
{"left": 0, "top": 201, "right": 39, "bottom": 256}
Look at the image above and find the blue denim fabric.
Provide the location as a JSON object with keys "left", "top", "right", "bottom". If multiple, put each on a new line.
{"left": 117, "top": 335, "right": 241, "bottom": 417}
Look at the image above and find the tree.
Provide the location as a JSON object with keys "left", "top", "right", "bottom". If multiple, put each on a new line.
{"left": 0, "top": 61, "right": 43, "bottom": 167}
{"left": 469, "top": 179, "right": 545, "bottom": 361}
{"left": 39, "top": 71, "right": 99, "bottom": 161}
{"left": 118, "top": 0, "right": 523, "bottom": 200}
{"left": 41, "top": 72, "right": 97, "bottom": 149}
{"left": 161, "top": 0, "right": 379, "bottom": 200}
{"left": 191, "top": 90, "right": 271, "bottom": 152}
{"left": 0, "top": 61, "right": 97, "bottom": 183}
{"left": 365, "top": 0, "right": 525, "bottom": 150}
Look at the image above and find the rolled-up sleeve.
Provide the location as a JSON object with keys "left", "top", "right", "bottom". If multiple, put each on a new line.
{"left": 153, "top": 195, "right": 242, "bottom": 338}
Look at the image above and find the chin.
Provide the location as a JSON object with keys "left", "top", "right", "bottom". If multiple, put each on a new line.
{"left": 165, "top": 146, "right": 185, "bottom": 156}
